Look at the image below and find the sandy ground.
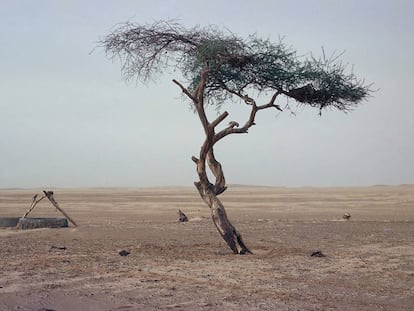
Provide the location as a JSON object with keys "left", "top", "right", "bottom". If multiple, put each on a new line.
{"left": 0, "top": 185, "right": 413, "bottom": 310}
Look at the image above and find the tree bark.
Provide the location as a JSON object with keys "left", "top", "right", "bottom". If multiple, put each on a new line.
{"left": 194, "top": 181, "right": 251, "bottom": 254}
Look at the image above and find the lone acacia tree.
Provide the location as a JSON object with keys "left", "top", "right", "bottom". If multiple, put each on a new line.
{"left": 101, "top": 21, "right": 371, "bottom": 254}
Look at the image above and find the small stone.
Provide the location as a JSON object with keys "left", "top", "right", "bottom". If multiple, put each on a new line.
{"left": 119, "top": 250, "right": 130, "bottom": 256}
{"left": 177, "top": 209, "right": 188, "bottom": 222}
{"left": 50, "top": 245, "right": 66, "bottom": 251}
{"left": 310, "top": 250, "right": 326, "bottom": 257}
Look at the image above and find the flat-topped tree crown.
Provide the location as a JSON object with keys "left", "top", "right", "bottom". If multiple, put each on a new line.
{"left": 102, "top": 20, "right": 371, "bottom": 112}
{"left": 101, "top": 20, "right": 372, "bottom": 254}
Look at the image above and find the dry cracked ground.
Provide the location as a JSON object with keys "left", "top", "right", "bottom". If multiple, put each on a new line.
{"left": 0, "top": 185, "right": 413, "bottom": 310}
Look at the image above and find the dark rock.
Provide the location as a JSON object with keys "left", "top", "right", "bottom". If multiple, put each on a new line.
{"left": 119, "top": 250, "right": 130, "bottom": 256}
{"left": 177, "top": 209, "right": 188, "bottom": 222}
{"left": 50, "top": 245, "right": 66, "bottom": 251}
{"left": 310, "top": 250, "right": 326, "bottom": 257}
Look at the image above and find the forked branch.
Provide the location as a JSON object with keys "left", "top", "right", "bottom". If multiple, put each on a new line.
{"left": 214, "top": 91, "right": 283, "bottom": 143}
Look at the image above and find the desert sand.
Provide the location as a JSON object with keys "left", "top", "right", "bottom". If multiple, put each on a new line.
{"left": 0, "top": 185, "right": 413, "bottom": 310}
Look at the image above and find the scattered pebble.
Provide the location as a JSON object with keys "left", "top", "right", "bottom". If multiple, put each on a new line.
{"left": 177, "top": 209, "right": 189, "bottom": 222}
{"left": 310, "top": 250, "right": 326, "bottom": 257}
{"left": 119, "top": 250, "right": 130, "bottom": 256}
{"left": 49, "top": 245, "right": 66, "bottom": 251}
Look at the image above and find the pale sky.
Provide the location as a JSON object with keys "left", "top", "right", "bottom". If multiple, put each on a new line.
{"left": 1, "top": 0, "right": 413, "bottom": 188}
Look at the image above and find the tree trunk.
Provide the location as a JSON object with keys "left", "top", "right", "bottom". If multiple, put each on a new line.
{"left": 190, "top": 137, "right": 251, "bottom": 255}
{"left": 194, "top": 169, "right": 251, "bottom": 255}
{"left": 173, "top": 68, "right": 251, "bottom": 254}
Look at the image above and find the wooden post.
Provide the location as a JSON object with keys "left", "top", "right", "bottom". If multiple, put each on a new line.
{"left": 22, "top": 194, "right": 46, "bottom": 218}
{"left": 43, "top": 191, "right": 78, "bottom": 227}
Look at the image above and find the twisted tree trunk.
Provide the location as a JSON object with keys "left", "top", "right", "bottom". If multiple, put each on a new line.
{"left": 173, "top": 75, "right": 250, "bottom": 254}
{"left": 173, "top": 64, "right": 281, "bottom": 254}
{"left": 193, "top": 148, "right": 251, "bottom": 254}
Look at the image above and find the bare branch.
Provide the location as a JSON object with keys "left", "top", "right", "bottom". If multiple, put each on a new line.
{"left": 210, "top": 111, "right": 229, "bottom": 128}
{"left": 264, "top": 91, "right": 283, "bottom": 111}
{"left": 172, "top": 79, "right": 197, "bottom": 102}
{"left": 213, "top": 91, "right": 283, "bottom": 143}
{"left": 193, "top": 64, "right": 212, "bottom": 132}
{"left": 227, "top": 121, "right": 239, "bottom": 128}
{"left": 195, "top": 64, "right": 210, "bottom": 101}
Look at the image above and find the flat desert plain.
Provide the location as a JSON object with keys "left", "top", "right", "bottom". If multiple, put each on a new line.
{"left": 0, "top": 185, "right": 413, "bottom": 310}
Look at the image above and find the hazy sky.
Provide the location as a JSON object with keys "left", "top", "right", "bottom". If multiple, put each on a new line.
{"left": 1, "top": 0, "right": 413, "bottom": 188}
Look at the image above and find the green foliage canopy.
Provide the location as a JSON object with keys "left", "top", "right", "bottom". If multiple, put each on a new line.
{"left": 101, "top": 20, "right": 371, "bottom": 112}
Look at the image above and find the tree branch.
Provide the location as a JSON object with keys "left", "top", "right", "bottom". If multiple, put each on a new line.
{"left": 172, "top": 79, "right": 198, "bottom": 102}
{"left": 263, "top": 91, "right": 283, "bottom": 111}
{"left": 210, "top": 111, "right": 229, "bottom": 128}
{"left": 195, "top": 64, "right": 210, "bottom": 103}
{"left": 213, "top": 91, "right": 283, "bottom": 143}
{"left": 193, "top": 64, "right": 212, "bottom": 133}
